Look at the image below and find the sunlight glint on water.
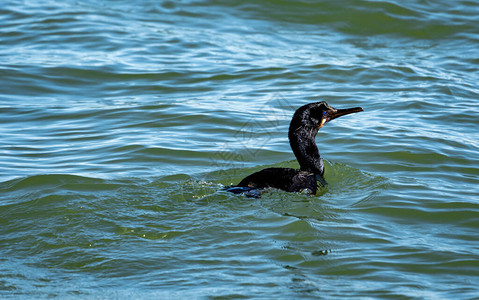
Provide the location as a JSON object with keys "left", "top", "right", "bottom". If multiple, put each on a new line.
{"left": 1, "top": 0, "right": 479, "bottom": 298}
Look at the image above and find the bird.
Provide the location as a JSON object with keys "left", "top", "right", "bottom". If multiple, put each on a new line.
{"left": 227, "top": 101, "right": 363, "bottom": 197}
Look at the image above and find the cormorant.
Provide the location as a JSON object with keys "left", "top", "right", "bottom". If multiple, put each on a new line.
{"left": 227, "top": 101, "right": 363, "bottom": 197}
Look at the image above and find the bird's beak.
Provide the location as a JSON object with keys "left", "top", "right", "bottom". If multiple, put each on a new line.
{"left": 327, "top": 106, "right": 363, "bottom": 122}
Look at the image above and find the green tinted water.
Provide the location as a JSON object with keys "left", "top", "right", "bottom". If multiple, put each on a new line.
{"left": 1, "top": 0, "right": 479, "bottom": 298}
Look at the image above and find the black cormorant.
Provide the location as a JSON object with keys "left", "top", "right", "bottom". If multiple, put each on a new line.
{"left": 227, "top": 101, "right": 363, "bottom": 197}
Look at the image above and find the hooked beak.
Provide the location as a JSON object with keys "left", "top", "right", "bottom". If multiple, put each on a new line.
{"left": 328, "top": 106, "right": 363, "bottom": 121}
{"left": 320, "top": 106, "right": 363, "bottom": 127}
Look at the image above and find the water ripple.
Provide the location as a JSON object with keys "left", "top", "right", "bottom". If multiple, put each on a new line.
{"left": 1, "top": 0, "right": 479, "bottom": 298}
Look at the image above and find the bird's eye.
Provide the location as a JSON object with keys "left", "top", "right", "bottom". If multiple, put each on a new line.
{"left": 323, "top": 111, "right": 327, "bottom": 116}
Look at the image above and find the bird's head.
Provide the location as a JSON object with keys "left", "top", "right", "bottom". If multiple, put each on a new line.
{"left": 288, "top": 101, "right": 363, "bottom": 175}
{"left": 300, "top": 101, "right": 363, "bottom": 130}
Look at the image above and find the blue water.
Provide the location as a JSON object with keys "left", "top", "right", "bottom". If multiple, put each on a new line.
{"left": 1, "top": 0, "right": 479, "bottom": 298}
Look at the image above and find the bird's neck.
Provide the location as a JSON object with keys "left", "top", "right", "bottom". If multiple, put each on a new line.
{"left": 288, "top": 125, "right": 324, "bottom": 176}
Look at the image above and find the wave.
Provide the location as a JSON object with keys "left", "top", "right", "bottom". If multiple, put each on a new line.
{"left": 198, "top": 0, "right": 479, "bottom": 39}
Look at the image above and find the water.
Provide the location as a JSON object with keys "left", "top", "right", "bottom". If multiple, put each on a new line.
{"left": 1, "top": 0, "right": 479, "bottom": 298}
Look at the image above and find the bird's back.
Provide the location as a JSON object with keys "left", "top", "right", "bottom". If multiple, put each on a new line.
{"left": 237, "top": 167, "right": 318, "bottom": 194}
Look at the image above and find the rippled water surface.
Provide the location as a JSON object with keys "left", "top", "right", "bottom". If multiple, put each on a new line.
{"left": 1, "top": 0, "right": 479, "bottom": 298}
